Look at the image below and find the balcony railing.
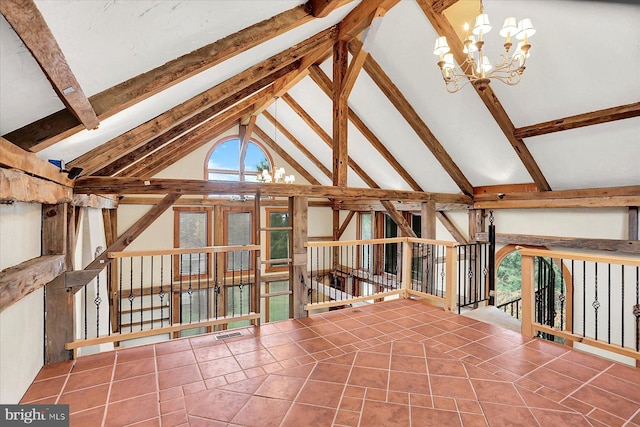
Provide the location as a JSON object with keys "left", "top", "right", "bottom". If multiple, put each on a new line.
{"left": 65, "top": 245, "right": 261, "bottom": 355}
{"left": 519, "top": 247, "right": 640, "bottom": 363}
{"left": 64, "top": 238, "right": 639, "bottom": 365}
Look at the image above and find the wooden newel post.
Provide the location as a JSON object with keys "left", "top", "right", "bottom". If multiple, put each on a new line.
{"left": 401, "top": 239, "right": 412, "bottom": 298}
{"left": 290, "top": 196, "right": 308, "bottom": 318}
{"left": 520, "top": 251, "right": 536, "bottom": 338}
{"left": 445, "top": 246, "right": 457, "bottom": 312}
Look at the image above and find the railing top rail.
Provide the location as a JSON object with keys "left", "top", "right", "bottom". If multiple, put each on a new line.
{"left": 517, "top": 247, "right": 640, "bottom": 267}
{"left": 407, "top": 237, "right": 458, "bottom": 248}
{"left": 305, "top": 237, "right": 457, "bottom": 248}
{"left": 305, "top": 237, "right": 406, "bottom": 248}
{"left": 108, "top": 244, "right": 261, "bottom": 259}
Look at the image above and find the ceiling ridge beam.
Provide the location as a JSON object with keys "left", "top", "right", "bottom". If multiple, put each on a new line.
{"left": 74, "top": 177, "right": 473, "bottom": 205}
{"left": 416, "top": 0, "right": 551, "bottom": 191}
{"left": 3, "top": 3, "right": 323, "bottom": 151}
{"left": 72, "top": 26, "right": 337, "bottom": 175}
{"left": 308, "top": 65, "right": 423, "bottom": 191}
{"left": 262, "top": 110, "right": 332, "bottom": 180}
{"left": 514, "top": 102, "right": 640, "bottom": 139}
{"left": 280, "top": 93, "right": 379, "bottom": 188}
{"left": 253, "top": 125, "right": 321, "bottom": 185}
{"left": 350, "top": 39, "right": 473, "bottom": 196}
{"left": 0, "top": 0, "right": 98, "bottom": 131}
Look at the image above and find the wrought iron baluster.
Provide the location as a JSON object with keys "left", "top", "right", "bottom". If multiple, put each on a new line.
{"left": 129, "top": 257, "right": 134, "bottom": 332}
{"left": 140, "top": 256, "right": 144, "bottom": 331}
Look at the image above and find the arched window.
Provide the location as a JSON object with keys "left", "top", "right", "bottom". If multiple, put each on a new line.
{"left": 205, "top": 136, "right": 273, "bottom": 182}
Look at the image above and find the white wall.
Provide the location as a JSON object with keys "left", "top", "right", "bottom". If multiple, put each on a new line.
{"left": 0, "top": 202, "right": 43, "bottom": 404}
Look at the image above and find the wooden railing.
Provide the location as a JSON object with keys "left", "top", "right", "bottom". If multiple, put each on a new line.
{"left": 65, "top": 244, "right": 261, "bottom": 355}
{"left": 304, "top": 238, "right": 460, "bottom": 312}
{"left": 519, "top": 247, "right": 640, "bottom": 363}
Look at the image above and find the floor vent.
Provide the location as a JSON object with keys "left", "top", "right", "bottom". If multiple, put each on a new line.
{"left": 215, "top": 331, "right": 242, "bottom": 340}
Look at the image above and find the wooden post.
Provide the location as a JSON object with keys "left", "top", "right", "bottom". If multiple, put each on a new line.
{"left": 401, "top": 239, "right": 412, "bottom": 298}
{"left": 520, "top": 253, "right": 536, "bottom": 337}
{"left": 422, "top": 201, "right": 436, "bottom": 292}
{"left": 44, "top": 275, "right": 74, "bottom": 363}
{"left": 290, "top": 196, "right": 308, "bottom": 318}
{"left": 42, "top": 203, "right": 73, "bottom": 363}
{"left": 253, "top": 191, "right": 261, "bottom": 326}
{"left": 213, "top": 205, "right": 225, "bottom": 328}
{"left": 444, "top": 246, "right": 457, "bottom": 312}
{"left": 332, "top": 40, "right": 348, "bottom": 187}
{"left": 468, "top": 209, "right": 485, "bottom": 307}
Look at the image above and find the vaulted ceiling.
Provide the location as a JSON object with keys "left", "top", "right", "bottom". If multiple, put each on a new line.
{"left": 1, "top": 0, "right": 639, "bottom": 200}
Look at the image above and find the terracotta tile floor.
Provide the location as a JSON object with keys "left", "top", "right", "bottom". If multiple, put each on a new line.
{"left": 21, "top": 299, "right": 640, "bottom": 426}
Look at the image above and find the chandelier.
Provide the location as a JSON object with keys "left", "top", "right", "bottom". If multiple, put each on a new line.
{"left": 433, "top": 0, "right": 535, "bottom": 93}
{"left": 257, "top": 166, "right": 295, "bottom": 184}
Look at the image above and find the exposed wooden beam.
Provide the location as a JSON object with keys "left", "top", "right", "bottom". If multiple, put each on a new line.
{"left": 309, "top": 0, "right": 344, "bottom": 17}
{"left": 332, "top": 200, "right": 468, "bottom": 212}
{"left": 308, "top": 65, "right": 422, "bottom": 191}
{"left": 381, "top": 200, "right": 416, "bottom": 237}
{"left": 3, "top": 3, "right": 319, "bottom": 151}
{"left": 436, "top": 211, "right": 468, "bottom": 244}
{"left": 497, "top": 233, "right": 640, "bottom": 254}
{"left": 281, "top": 93, "right": 378, "bottom": 188}
{"left": 431, "top": 0, "right": 459, "bottom": 14}
{"left": 0, "top": 255, "right": 65, "bottom": 313}
{"left": 476, "top": 197, "right": 640, "bottom": 210}
{"left": 417, "top": 0, "right": 551, "bottom": 191}
{"left": 0, "top": 137, "right": 74, "bottom": 186}
{"left": 474, "top": 183, "right": 539, "bottom": 196}
{"left": 422, "top": 200, "right": 437, "bottom": 239}
{"left": 514, "top": 102, "right": 640, "bottom": 139}
{"left": 629, "top": 207, "right": 639, "bottom": 241}
{"left": 352, "top": 40, "right": 473, "bottom": 197}
{"left": 337, "top": 0, "right": 399, "bottom": 41}
{"left": 120, "top": 93, "right": 264, "bottom": 178}
{"left": 74, "top": 177, "right": 473, "bottom": 205}
{"left": 71, "top": 26, "right": 336, "bottom": 175}
{"left": 253, "top": 126, "right": 321, "bottom": 185}
{"left": 84, "top": 193, "right": 181, "bottom": 271}
{"left": 262, "top": 110, "right": 332, "bottom": 180}
{"left": 0, "top": 0, "right": 99, "bottom": 132}
{"left": 118, "top": 196, "right": 333, "bottom": 208}
{"left": 239, "top": 116, "right": 257, "bottom": 178}
{"left": 336, "top": 210, "right": 356, "bottom": 239}
{"left": 72, "top": 194, "right": 118, "bottom": 209}
{"left": 473, "top": 185, "right": 640, "bottom": 209}
{"left": 90, "top": 72, "right": 291, "bottom": 178}
{"left": 333, "top": 40, "right": 349, "bottom": 187}
{"left": 340, "top": 8, "right": 386, "bottom": 100}
{"left": 251, "top": 42, "right": 335, "bottom": 117}
{"left": 0, "top": 168, "right": 72, "bottom": 204}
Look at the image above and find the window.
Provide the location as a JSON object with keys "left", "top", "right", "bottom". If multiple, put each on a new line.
{"left": 357, "top": 213, "right": 373, "bottom": 271}
{"left": 205, "top": 137, "right": 273, "bottom": 182}
{"left": 173, "top": 208, "right": 212, "bottom": 279}
{"left": 265, "top": 280, "right": 290, "bottom": 322}
{"left": 383, "top": 214, "right": 398, "bottom": 275}
{"left": 225, "top": 210, "right": 253, "bottom": 271}
{"left": 265, "top": 209, "right": 290, "bottom": 272}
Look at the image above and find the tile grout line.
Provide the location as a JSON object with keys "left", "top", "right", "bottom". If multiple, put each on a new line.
{"left": 100, "top": 351, "right": 118, "bottom": 427}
